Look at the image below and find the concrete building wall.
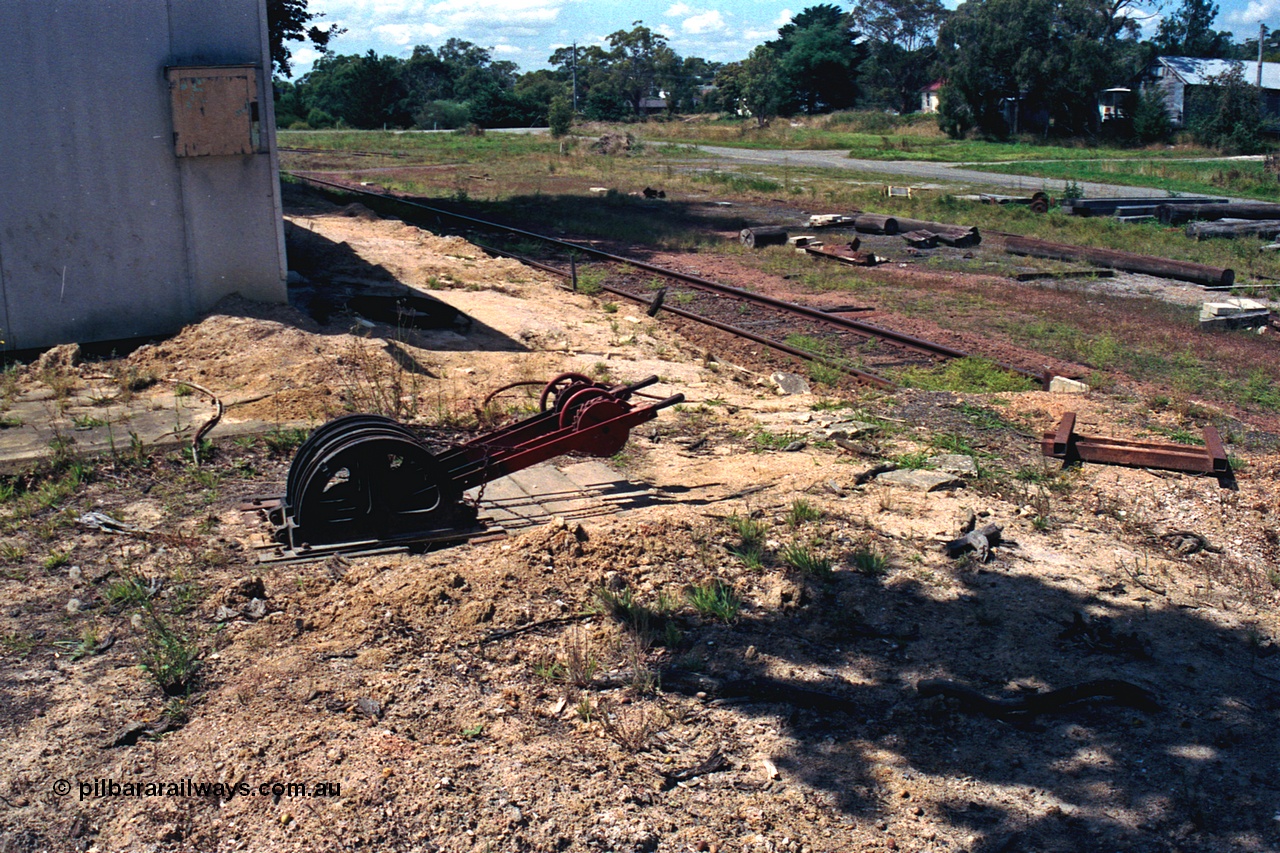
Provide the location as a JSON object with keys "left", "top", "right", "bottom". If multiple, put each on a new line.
{"left": 0, "top": 0, "right": 286, "bottom": 352}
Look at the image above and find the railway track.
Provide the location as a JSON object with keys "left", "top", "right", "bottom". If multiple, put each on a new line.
{"left": 285, "top": 171, "right": 1047, "bottom": 390}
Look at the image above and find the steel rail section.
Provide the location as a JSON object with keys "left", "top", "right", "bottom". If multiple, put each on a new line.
{"left": 287, "top": 172, "right": 1043, "bottom": 383}
{"left": 1042, "top": 412, "right": 1229, "bottom": 475}
{"left": 476, "top": 241, "right": 898, "bottom": 388}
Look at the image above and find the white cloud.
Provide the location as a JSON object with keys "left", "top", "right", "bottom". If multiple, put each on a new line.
{"left": 492, "top": 43, "right": 523, "bottom": 55}
{"left": 665, "top": 3, "right": 694, "bottom": 16}
{"left": 1227, "top": 1, "right": 1280, "bottom": 26}
{"left": 424, "top": 0, "right": 563, "bottom": 28}
{"left": 682, "top": 10, "right": 726, "bottom": 33}
{"left": 373, "top": 23, "right": 445, "bottom": 46}
{"left": 773, "top": 8, "right": 794, "bottom": 27}
{"left": 325, "top": 0, "right": 566, "bottom": 36}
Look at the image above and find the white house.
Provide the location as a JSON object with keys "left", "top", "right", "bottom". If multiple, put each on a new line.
{"left": 920, "top": 80, "right": 944, "bottom": 114}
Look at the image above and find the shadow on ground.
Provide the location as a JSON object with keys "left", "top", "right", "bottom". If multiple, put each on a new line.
{"left": 658, "top": 535, "right": 1279, "bottom": 852}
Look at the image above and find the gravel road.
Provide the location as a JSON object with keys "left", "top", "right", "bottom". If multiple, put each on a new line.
{"left": 692, "top": 144, "right": 1215, "bottom": 200}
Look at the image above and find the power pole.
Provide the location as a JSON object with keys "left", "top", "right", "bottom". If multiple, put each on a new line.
{"left": 1259, "top": 22, "right": 1266, "bottom": 88}
{"left": 571, "top": 42, "right": 578, "bottom": 113}
{"left": 1260, "top": 23, "right": 1267, "bottom": 119}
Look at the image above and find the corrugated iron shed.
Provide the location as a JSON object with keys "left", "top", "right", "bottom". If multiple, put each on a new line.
{"left": 1157, "top": 56, "right": 1280, "bottom": 89}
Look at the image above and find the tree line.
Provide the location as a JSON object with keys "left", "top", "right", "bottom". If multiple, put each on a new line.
{"left": 269, "top": 0, "right": 1276, "bottom": 150}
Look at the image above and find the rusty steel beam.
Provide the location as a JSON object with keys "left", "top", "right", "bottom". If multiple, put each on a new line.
{"left": 1041, "top": 413, "right": 1229, "bottom": 475}
{"left": 1158, "top": 202, "right": 1280, "bottom": 224}
{"left": 1004, "top": 235, "right": 1234, "bottom": 288}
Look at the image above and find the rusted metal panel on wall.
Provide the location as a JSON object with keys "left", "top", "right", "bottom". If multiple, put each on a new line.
{"left": 168, "top": 66, "right": 259, "bottom": 157}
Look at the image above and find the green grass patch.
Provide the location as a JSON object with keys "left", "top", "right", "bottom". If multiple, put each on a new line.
{"left": 849, "top": 547, "right": 890, "bottom": 576}
{"left": 779, "top": 543, "right": 833, "bottom": 579}
{"left": 893, "top": 451, "right": 933, "bottom": 470}
{"left": 625, "top": 114, "right": 1213, "bottom": 163}
{"left": 957, "top": 402, "right": 1020, "bottom": 432}
{"left": 139, "top": 611, "right": 200, "bottom": 696}
{"left": 106, "top": 574, "right": 153, "bottom": 609}
{"left": 967, "top": 157, "right": 1280, "bottom": 202}
{"left": 752, "top": 429, "right": 803, "bottom": 452}
{"left": 0, "top": 632, "right": 37, "bottom": 658}
{"left": 899, "top": 357, "right": 1038, "bottom": 394}
{"left": 726, "top": 513, "right": 767, "bottom": 569}
{"left": 930, "top": 432, "right": 977, "bottom": 455}
{"left": 690, "top": 169, "right": 780, "bottom": 193}
{"left": 786, "top": 498, "right": 823, "bottom": 527}
{"left": 592, "top": 586, "right": 675, "bottom": 645}
{"left": 685, "top": 580, "right": 742, "bottom": 622}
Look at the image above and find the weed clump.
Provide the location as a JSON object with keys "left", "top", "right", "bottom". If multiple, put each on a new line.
{"left": 685, "top": 579, "right": 742, "bottom": 622}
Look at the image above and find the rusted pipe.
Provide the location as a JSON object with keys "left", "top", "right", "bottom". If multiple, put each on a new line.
{"left": 893, "top": 217, "right": 978, "bottom": 238}
{"left": 854, "top": 214, "right": 899, "bottom": 235}
{"left": 1003, "top": 235, "right": 1234, "bottom": 288}
{"left": 1158, "top": 202, "right": 1280, "bottom": 224}
{"left": 1186, "top": 220, "right": 1280, "bottom": 241}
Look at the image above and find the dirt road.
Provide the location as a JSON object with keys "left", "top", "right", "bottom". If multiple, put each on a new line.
{"left": 692, "top": 144, "right": 1225, "bottom": 199}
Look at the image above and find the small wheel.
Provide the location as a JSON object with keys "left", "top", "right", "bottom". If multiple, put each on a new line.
{"left": 539, "top": 372, "right": 595, "bottom": 412}
{"left": 557, "top": 386, "right": 611, "bottom": 430}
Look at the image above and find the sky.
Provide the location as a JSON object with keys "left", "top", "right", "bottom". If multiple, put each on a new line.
{"left": 284, "top": 0, "right": 1280, "bottom": 77}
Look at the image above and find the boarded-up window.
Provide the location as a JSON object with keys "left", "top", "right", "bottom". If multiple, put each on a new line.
{"left": 167, "top": 66, "right": 259, "bottom": 157}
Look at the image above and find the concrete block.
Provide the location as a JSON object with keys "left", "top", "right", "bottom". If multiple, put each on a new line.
{"left": 1203, "top": 299, "right": 1267, "bottom": 317}
{"left": 771, "top": 372, "right": 811, "bottom": 395}
{"left": 1049, "top": 376, "right": 1090, "bottom": 394}
{"left": 928, "top": 454, "right": 978, "bottom": 477}
{"left": 1199, "top": 310, "right": 1270, "bottom": 331}
{"left": 875, "top": 469, "right": 964, "bottom": 492}
{"left": 814, "top": 420, "right": 878, "bottom": 441}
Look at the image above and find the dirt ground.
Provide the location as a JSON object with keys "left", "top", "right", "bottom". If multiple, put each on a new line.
{"left": 1, "top": 186, "right": 1279, "bottom": 853}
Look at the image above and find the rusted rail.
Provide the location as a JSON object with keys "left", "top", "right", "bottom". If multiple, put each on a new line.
{"left": 287, "top": 172, "right": 1045, "bottom": 385}
{"left": 1041, "top": 412, "right": 1229, "bottom": 475}
{"left": 1003, "top": 235, "right": 1235, "bottom": 288}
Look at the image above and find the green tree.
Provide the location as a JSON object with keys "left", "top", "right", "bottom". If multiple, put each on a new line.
{"left": 605, "top": 23, "right": 679, "bottom": 116}
{"left": 770, "top": 5, "right": 867, "bottom": 114}
{"left": 849, "top": 0, "right": 948, "bottom": 51}
{"left": 666, "top": 56, "right": 721, "bottom": 113}
{"left": 549, "top": 94, "right": 573, "bottom": 136}
{"left": 1153, "top": 0, "right": 1233, "bottom": 59}
{"left": 1186, "top": 65, "right": 1267, "bottom": 153}
{"left": 850, "top": 0, "right": 949, "bottom": 112}
{"left": 936, "top": 0, "right": 1143, "bottom": 138}
{"left": 305, "top": 51, "right": 412, "bottom": 129}
{"left": 549, "top": 44, "right": 627, "bottom": 119}
{"left": 266, "top": 0, "right": 343, "bottom": 78}
{"left": 741, "top": 46, "right": 786, "bottom": 126}
{"left": 1130, "top": 86, "right": 1173, "bottom": 143}
{"left": 273, "top": 79, "right": 309, "bottom": 126}
{"left": 402, "top": 40, "right": 545, "bottom": 128}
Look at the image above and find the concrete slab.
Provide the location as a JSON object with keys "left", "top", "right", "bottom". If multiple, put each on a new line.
{"left": 0, "top": 380, "right": 295, "bottom": 474}
{"left": 875, "top": 469, "right": 964, "bottom": 492}
{"left": 929, "top": 454, "right": 979, "bottom": 477}
{"left": 464, "top": 459, "right": 654, "bottom": 532}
